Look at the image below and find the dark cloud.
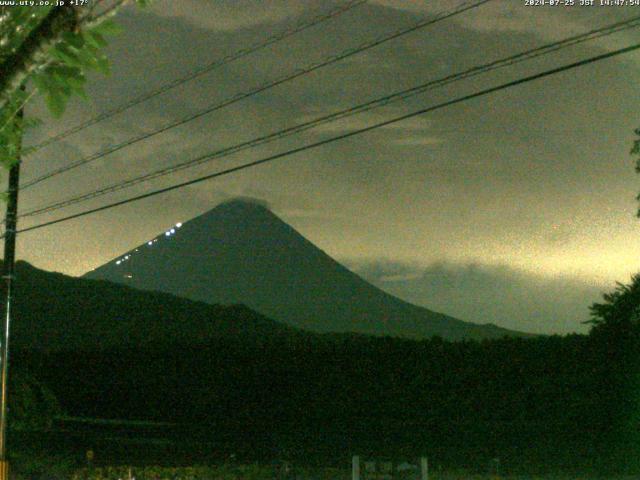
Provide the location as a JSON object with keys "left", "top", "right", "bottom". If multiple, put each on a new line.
{"left": 348, "top": 259, "right": 610, "bottom": 334}
{"left": 219, "top": 196, "right": 271, "bottom": 210}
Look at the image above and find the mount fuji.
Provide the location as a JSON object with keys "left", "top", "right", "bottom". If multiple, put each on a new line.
{"left": 84, "top": 199, "right": 527, "bottom": 340}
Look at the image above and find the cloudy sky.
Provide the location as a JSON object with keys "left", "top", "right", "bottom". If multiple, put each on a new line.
{"left": 11, "top": 0, "right": 640, "bottom": 334}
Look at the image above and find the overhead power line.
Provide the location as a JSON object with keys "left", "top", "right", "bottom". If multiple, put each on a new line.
{"left": 18, "top": 14, "right": 640, "bottom": 220}
{"left": 26, "top": 0, "right": 369, "bottom": 153}
{"left": 13, "top": 41, "right": 640, "bottom": 237}
{"left": 20, "top": 0, "right": 492, "bottom": 190}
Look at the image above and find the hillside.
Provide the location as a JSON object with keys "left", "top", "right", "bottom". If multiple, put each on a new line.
{"left": 6, "top": 261, "right": 303, "bottom": 351}
{"left": 0, "top": 261, "right": 632, "bottom": 473}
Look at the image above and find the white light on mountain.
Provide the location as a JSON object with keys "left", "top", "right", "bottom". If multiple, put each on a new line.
{"left": 170, "top": 228, "right": 176, "bottom": 234}
{"left": 165, "top": 232, "right": 170, "bottom": 236}
{"left": 116, "top": 260, "right": 121, "bottom": 265}
{"left": 148, "top": 241, "right": 153, "bottom": 246}
{"left": 176, "top": 223, "right": 182, "bottom": 228}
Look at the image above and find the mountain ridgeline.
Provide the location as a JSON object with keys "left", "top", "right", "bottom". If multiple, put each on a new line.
{"left": 84, "top": 199, "right": 527, "bottom": 340}
{"left": 4, "top": 261, "right": 303, "bottom": 352}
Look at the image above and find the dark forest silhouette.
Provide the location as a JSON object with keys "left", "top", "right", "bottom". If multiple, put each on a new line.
{"left": 1, "top": 262, "right": 638, "bottom": 474}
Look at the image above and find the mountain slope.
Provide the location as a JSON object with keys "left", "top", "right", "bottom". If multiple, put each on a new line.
{"left": 84, "top": 199, "right": 527, "bottom": 340}
{"left": 6, "top": 261, "right": 303, "bottom": 351}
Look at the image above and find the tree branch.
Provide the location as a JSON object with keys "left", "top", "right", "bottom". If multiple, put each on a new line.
{"left": 82, "top": 0, "right": 129, "bottom": 28}
{"left": 0, "top": 87, "right": 36, "bottom": 135}
{"left": 0, "top": 5, "right": 79, "bottom": 107}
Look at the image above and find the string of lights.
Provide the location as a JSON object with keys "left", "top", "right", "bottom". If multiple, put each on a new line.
{"left": 19, "top": 0, "right": 492, "bottom": 191}
{"left": 112, "top": 220, "right": 183, "bottom": 267}
{"left": 13, "top": 40, "right": 640, "bottom": 237}
{"left": 18, "top": 14, "right": 640, "bottom": 221}
{"left": 25, "top": 0, "right": 369, "bottom": 153}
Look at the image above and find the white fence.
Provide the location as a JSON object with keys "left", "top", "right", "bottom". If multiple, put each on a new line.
{"left": 352, "top": 456, "right": 428, "bottom": 480}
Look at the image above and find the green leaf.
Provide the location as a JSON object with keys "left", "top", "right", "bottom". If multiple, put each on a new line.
{"left": 95, "top": 54, "right": 111, "bottom": 75}
{"left": 71, "top": 45, "right": 98, "bottom": 70}
{"left": 61, "top": 31, "right": 85, "bottom": 49}
{"left": 65, "top": 74, "right": 88, "bottom": 99}
{"left": 50, "top": 44, "right": 82, "bottom": 67}
{"left": 84, "top": 30, "right": 108, "bottom": 49}
{"left": 31, "top": 72, "right": 56, "bottom": 97}
{"left": 45, "top": 90, "right": 68, "bottom": 118}
{"left": 92, "top": 19, "right": 122, "bottom": 37}
{"left": 22, "top": 116, "right": 42, "bottom": 130}
{"left": 50, "top": 76, "right": 73, "bottom": 98}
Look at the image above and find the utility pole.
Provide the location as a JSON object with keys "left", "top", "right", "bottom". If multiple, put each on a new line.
{"left": 0, "top": 98, "right": 23, "bottom": 480}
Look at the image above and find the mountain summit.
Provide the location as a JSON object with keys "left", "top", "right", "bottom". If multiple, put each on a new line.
{"left": 84, "top": 199, "right": 526, "bottom": 340}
